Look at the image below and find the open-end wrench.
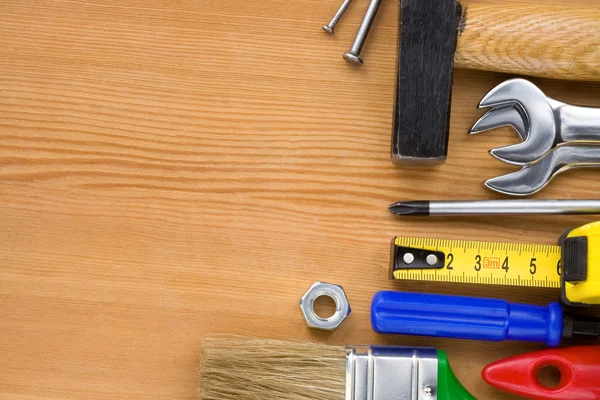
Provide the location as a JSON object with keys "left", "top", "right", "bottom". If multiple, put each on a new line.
{"left": 485, "top": 144, "right": 600, "bottom": 196}
{"left": 470, "top": 79, "right": 600, "bottom": 166}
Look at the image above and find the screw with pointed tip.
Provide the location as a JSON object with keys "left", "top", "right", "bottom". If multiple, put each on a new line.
{"left": 344, "top": 0, "right": 382, "bottom": 65}
{"left": 322, "top": 0, "right": 354, "bottom": 34}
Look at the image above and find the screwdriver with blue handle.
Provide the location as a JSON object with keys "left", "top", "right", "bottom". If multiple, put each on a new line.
{"left": 371, "top": 291, "right": 600, "bottom": 346}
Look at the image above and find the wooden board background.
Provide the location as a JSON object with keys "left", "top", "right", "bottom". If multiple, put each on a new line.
{"left": 1, "top": 0, "right": 600, "bottom": 399}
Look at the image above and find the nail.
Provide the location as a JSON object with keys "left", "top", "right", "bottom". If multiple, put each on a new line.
{"left": 344, "top": 0, "right": 382, "bottom": 65}
{"left": 323, "top": 0, "right": 354, "bottom": 34}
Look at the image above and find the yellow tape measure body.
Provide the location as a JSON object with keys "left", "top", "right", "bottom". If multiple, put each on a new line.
{"left": 391, "top": 237, "right": 562, "bottom": 288}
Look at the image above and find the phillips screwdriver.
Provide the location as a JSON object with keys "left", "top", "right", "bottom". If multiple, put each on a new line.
{"left": 371, "top": 291, "right": 600, "bottom": 347}
{"left": 388, "top": 199, "right": 600, "bottom": 216}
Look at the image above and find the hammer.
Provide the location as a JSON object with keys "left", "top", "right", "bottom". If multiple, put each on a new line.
{"left": 392, "top": 0, "right": 600, "bottom": 166}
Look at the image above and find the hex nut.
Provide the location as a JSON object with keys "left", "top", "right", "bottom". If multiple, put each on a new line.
{"left": 299, "top": 282, "right": 351, "bottom": 331}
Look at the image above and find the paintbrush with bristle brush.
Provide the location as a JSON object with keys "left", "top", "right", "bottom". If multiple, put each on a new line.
{"left": 198, "top": 337, "right": 475, "bottom": 400}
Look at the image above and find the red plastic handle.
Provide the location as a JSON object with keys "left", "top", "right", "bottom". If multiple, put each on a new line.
{"left": 482, "top": 346, "right": 600, "bottom": 400}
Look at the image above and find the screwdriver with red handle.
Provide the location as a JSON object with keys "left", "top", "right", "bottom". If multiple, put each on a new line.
{"left": 483, "top": 346, "right": 600, "bottom": 400}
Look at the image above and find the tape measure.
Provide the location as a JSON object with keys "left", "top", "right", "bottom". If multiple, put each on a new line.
{"left": 390, "top": 238, "right": 562, "bottom": 288}
{"left": 390, "top": 220, "right": 600, "bottom": 306}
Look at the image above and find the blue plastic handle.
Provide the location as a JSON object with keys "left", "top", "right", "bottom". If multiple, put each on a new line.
{"left": 371, "top": 291, "right": 564, "bottom": 347}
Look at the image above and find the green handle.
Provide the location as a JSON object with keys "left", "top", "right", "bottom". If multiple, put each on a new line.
{"left": 437, "top": 350, "right": 477, "bottom": 400}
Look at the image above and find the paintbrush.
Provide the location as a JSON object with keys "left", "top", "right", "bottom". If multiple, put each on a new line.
{"left": 198, "top": 337, "right": 475, "bottom": 400}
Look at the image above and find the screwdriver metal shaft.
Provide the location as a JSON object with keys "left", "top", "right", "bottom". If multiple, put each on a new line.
{"left": 389, "top": 199, "right": 600, "bottom": 216}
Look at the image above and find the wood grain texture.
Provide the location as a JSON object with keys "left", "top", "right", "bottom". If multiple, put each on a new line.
{"left": 0, "top": 1, "right": 599, "bottom": 399}
{"left": 456, "top": 3, "right": 600, "bottom": 81}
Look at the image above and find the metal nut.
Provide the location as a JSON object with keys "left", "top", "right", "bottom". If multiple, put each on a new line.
{"left": 299, "top": 282, "right": 351, "bottom": 330}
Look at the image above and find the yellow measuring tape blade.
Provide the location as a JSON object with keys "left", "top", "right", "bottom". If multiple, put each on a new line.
{"left": 392, "top": 237, "right": 562, "bottom": 288}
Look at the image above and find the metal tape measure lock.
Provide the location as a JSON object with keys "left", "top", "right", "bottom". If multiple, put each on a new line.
{"left": 390, "top": 221, "right": 600, "bottom": 306}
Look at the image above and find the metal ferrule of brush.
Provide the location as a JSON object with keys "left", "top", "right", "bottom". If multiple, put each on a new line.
{"left": 345, "top": 346, "right": 439, "bottom": 400}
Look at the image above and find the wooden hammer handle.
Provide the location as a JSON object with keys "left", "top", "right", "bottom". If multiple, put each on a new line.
{"left": 455, "top": 4, "right": 600, "bottom": 81}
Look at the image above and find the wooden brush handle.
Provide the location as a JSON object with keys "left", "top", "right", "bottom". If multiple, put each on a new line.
{"left": 455, "top": 3, "right": 600, "bottom": 81}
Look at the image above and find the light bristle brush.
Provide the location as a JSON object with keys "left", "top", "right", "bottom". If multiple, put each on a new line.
{"left": 199, "top": 338, "right": 345, "bottom": 400}
{"left": 198, "top": 337, "right": 474, "bottom": 400}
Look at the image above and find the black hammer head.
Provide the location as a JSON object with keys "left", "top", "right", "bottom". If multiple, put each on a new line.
{"left": 391, "top": 0, "right": 464, "bottom": 166}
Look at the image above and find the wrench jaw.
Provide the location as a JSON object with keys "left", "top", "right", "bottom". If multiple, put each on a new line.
{"left": 478, "top": 79, "right": 522, "bottom": 109}
{"left": 485, "top": 144, "right": 600, "bottom": 196}
{"left": 484, "top": 148, "right": 562, "bottom": 196}
{"left": 489, "top": 144, "right": 536, "bottom": 166}
{"left": 474, "top": 79, "right": 557, "bottom": 166}
{"left": 484, "top": 162, "right": 554, "bottom": 197}
{"left": 469, "top": 105, "right": 528, "bottom": 140}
